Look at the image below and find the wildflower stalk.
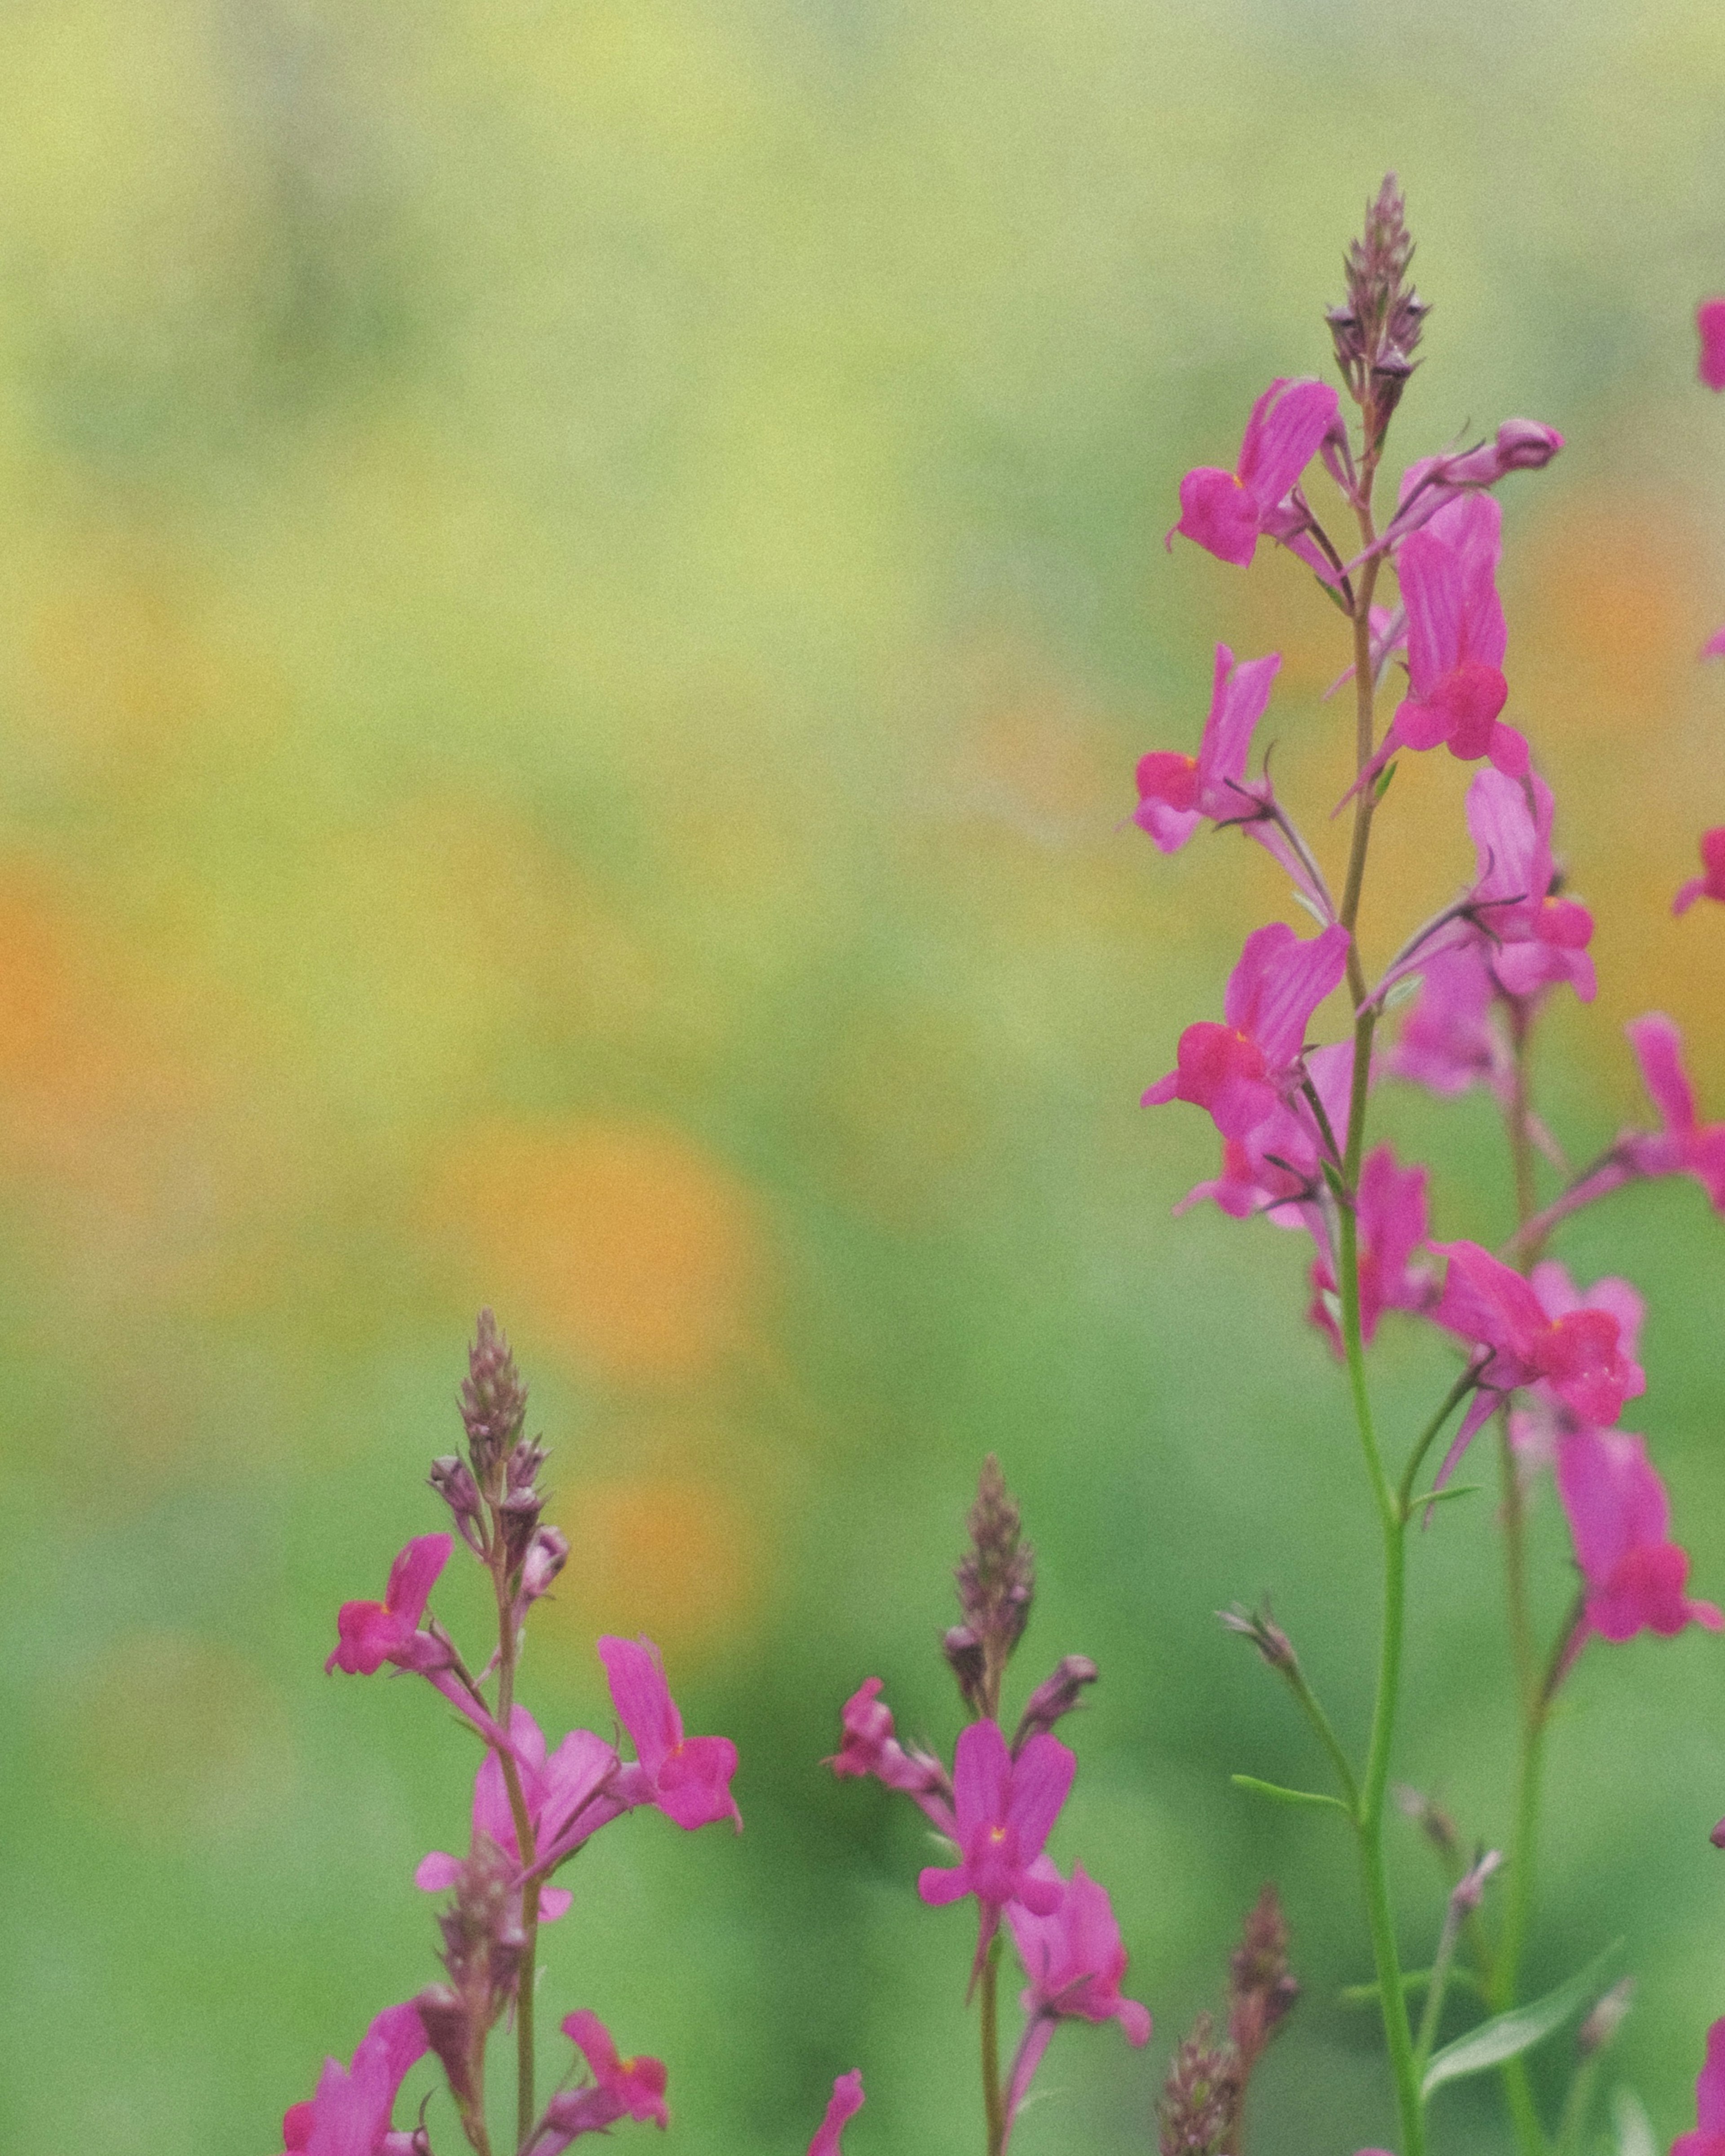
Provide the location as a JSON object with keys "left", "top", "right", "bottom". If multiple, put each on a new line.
{"left": 492, "top": 1521, "right": 540, "bottom": 2149}
{"left": 979, "top": 1931, "right": 1006, "bottom": 2156}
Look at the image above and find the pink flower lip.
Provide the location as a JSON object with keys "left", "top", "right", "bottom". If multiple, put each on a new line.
{"left": 1699, "top": 297, "right": 1725, "bottom": 391}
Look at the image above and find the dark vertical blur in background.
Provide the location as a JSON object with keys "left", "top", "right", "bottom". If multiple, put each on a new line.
{"left": 3, "top": 3, "right": 1725, "bottom": 2150}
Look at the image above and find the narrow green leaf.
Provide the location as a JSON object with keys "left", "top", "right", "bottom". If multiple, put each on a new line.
{"left": 1229, "top": 1773, "right": 1349, "bottom": 1815}
{"left": 1340, "top": 1966, "right": 1479, "bottom": 2008}
{"left": 1611, "top": 2088, "right": 1655, "bottom": 2156}
{"left": 1410, "top": 1482, "right": 1483, "bottom": 1509}
{"left": 1422, "top": 1943, "right": 1622, "bottom": 2100}
{"left": 1374, "top": 758, "right": 1399, "bottom": 803}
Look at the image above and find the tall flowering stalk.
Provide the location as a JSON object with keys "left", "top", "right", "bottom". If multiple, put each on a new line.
{"left": 1145, "top": 177, "right": 1721, "bottom": 2156}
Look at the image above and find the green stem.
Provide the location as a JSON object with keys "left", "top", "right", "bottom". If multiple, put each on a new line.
{"left": 1395, "top": 1371, "right": 1480, "bottom": 1522}
{"left": 980, "top": 1931, "right": 1005, "bottom": 2156}
{"left": 1278, "top": 1658, "right": 1360, "bottom": 1816}
{"left": 1413, "top": 1889, "right": 1466, "bottom": 2078}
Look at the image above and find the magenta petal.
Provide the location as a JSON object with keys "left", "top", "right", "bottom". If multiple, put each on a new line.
{"left": 1700, "top": 300, "right": 1725, "bottom": 391}
{"left": 1175, "top": 467, "right": 1260, "bottom": 565}
{"left": 597, "top": 1634, "right": 682, "bottom": 1773}
{"left": 919, "top": 1862, "right": 972, "bottom": 1906}
{"left": 1627, "top": 1013, "right": 1697, "bottom": 1134}
{"left": 385, "top": 1534, "right": 453, "bottom": 1629}
{"left": 655, "top": 1733, "right": 741, "bottom": 1829}
{"left": 537, "top": 1885, "right": 575, "bottom": 1922}
{"left": 1676, "top": 877, "right": 1708, "bottom": 915}
{"left": 808, "top": 2071, "right": 865, "bottom": 2156}
{"left": 414, "top": 1851, "right": 462, "bottom": 1893}
{"left": 1004, "top": 1733, "right": 1077, "bottom": 1860}
{"left": 1237, "top": 378, "right": 1341, "bottom": 508}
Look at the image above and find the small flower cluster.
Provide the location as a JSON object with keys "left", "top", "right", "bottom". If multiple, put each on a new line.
{"left": 828, "top": 1458, "right": 1150, "bottom": 2151}
{"left": 283, "top": 1311, "right": 740, "bottom": 2156}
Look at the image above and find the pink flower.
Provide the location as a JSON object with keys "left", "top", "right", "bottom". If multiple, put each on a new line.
{"left": 1463, "top": 769, "right": 1595, "bottom": 1003}
{"left": 1700, "top": 299, "right": 1725, "bottom": 391}
{"left": 1003, "top": 1860, "right": 1151, "bottom": 2138}
{"left": 597, "top": 1635, "right": 740, "bottom": 1832}
{"left": 1174, "top": 1046, "right": 1351, "bottom": 1227}
{"left": 1508, "top": 1263, "right": 1646, "bottom": 1469}
{"left": 415, "top": 1705, "right": 621, "bottom": 1919}
{"left": 1430, "top": 1240, "right": 1645, "bottom": 1478}
{"left": 1308, "top": 1145, "right": 1433, "bottom": 1353}
{"left": 827, "top": 1677, "right": 955, "bottom": 1834}
{"left": 1376, "top": 422, "right": 1565, "bottom": 553}
{"left": 918, "top": 1719, "right": 1074, "bottom": 1922}
{"left": 1676, "top": 2018, "right": 1725, "bottom": 2156}
{"left": 1386, "top": 945, "right": 1508, "bottom": 1100}
{"left": 281, "top": 2000, "right": 428, "bottom": 2156}
{"left": 1144, "top": 921, "right": 1351, "bottom": 1141}
{"left": 1674, "top": 828, "right": 1725, "bottom": 915}
{"left": 1556, "top": 1428, "right": 1723, "bottom": 1648}
{"left": 1134, "top": 646, "right": 1281, "bottom": 852}
{"left": 1623, "top": 1015, "right": 1725, "bottom": 1211}
{"left": 1169, "top": 378, "right": 1342, "bottom": 568}
{"left": 327, "top": 1534, "right": 453, "bottom": 1677}
{"left": 525, "top": 2013, "right": 669, "bottom": 2150}
{"left": 1372, "top": 496, "right": 1529, "bottom": 780}
{"left": 808, "top": 2072, "right": 865, "bottom": 2156}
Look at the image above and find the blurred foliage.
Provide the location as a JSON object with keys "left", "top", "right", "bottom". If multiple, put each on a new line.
{"left": 2, "top": 1, "right": 1725, "bottom": 2152}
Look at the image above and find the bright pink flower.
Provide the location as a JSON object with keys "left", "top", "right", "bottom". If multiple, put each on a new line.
{"left": 1700, "top": 299, "right": 1725, "bottom": 391}
{"left": 808, "top": 2071, "right": 864, "bottom": 2156}
{"left": 1309, "top": 1145, "right": 1433, "bottom": 1353}
{"left": 597, "top": 1635, "right": 740, "bottom": 1832}
{"left": 1676, "top": 2018, "right": 1725, "bottom": 2156}
{"left": 1463, "top": 769, "right": 1595, "bottom": 1002}
{"left": 1623, "top": 1014, "right": 1725, "bottom": 1211}
{"left": 525, "top": 2013, "right": 669, "bottom": 2150}
{"left": 1556, "top": 1428, "right": 1723, "bottom": 1648}
{"left": 281, "top": 2000, "right": 428, "bottom": 2156}
{"left": 1003, "top": 1859, "right": 1151, "bottom": 2138}
{"left": 1508, "top": 1263, "right": 1646, "bottom": 1471}
{"left": 1377, "top": 422, "right": 1565, "bottom": 554}
{"left": 1174, "top": 1040, "right": 1353, "bottom": 1228}
{"left": 827, "top": 1677, "right": 955, "bottom": 1834}
{"left": 1134, "top": 646, "right": 1281, "bottom": 852}
{"left": 918, "top": 1719, "right": 1073, "bottom": 1921}
{"left": 1169, "top": 379, "right": 1342, "bottom": 568}
{"left": 415, "top": 1705, "right": 621, "bottom": 1920}
{"left": 1431, "top": 1240, "right": 1645, "bottom": 1478}
{"left": 327, "top": 1534, "right": 453, "bottom": 1677}
{"left": 1144, "top": 922, "right": 1351, "bottom": 1141}
{"left": 1674, "top": 828, "right": 1725, "bottom": 915}
{"left": 1373, "top": 496, "right": 1528, "bottom": 779}
{"left": 1386, "top": 945, "right": 1508, "bottom": 1100}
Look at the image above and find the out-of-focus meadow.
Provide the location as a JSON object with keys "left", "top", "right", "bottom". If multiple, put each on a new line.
{"left": 5, "top": 2, "right": 1725, "bottom": 2150}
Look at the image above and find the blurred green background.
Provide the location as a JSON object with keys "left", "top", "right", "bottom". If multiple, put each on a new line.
{"left": 4, "top": 2, "right": 1725, "bottom": 2151}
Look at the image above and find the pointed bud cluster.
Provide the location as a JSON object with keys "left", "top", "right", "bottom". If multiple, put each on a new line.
{"left": 1218, "top": 1600, "right": 1298, "bottom": 1675}
{"left": 1328, "top": 172, "right": 1428, "bottom": 437}
{"left": 416, "top": 1835, "right": 528, "bottom": 2137}
{"left": 460, "top": 1308, "right": 529, "bottom": 1486}
{"left": 1157, "top": 2013, "right": 1237, "bottom": 2156}
{"left": 1226, "top": 1885, "right": 1299, "bottom": 2069}
{"left": 1012, "top": 1654, "right": 1098, "bottom": 1751}
{"left": 952, "top": 1457, "right": 1035, "bottom": 1717}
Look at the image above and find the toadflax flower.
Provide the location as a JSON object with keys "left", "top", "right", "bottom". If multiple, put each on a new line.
{"left": 1622, "top": 1014, "right": 1725, "bottom": 1212}
{"left": 1308, "top": 1144, "right": 1433, "bottom": 1353}
{"left": 523, "top": 2012, "right": 669, "bottom": 2151}
{"left": 1169, "top": 378, "right": 1342, "bottom": 569}
{"left": 326, "top": 1533, "right": 510, "bottom": 1750}
{"left": 1133, "top": 645, "right": 1281, "bottom": 853}
{"left": 1555, "top": 1427, "right": 1723, "bottom": 1648}
{"left": 597, "top": 1634, "right": 741, "bottom": 1833}
{"left": 1430, "top": 1240, "right": 1645, "bottom": 1479}
{"left": 1004, "top": 1858, "right": 1151, "bottom": 2134}
{"left": 1143, "top": 921, "right": 1351, "bottom": 1141}
{"left": 1386, "top": 945, "right": 1509, "bottom": 1101}
{"left": 918, "top": 1719, "right": 1074, "bottom": 1967}
{"left": 1174, "top": 1038, "right": 1351, "bottom": 1229}
{"left": 1461, "top": 768, "right": 1595, "bottom": 1003}
{"left": 415, "top": 1705, "right": 621, "bottom": 1921}
{"left": 1674, "top": 828, "right": 1725, "bottom": 916}
{"left": 827, "top": 1675, "right": 955, "bottom": 1832}
{"left": 1508, "top": 1262, "right": 1645, "bottom": 1471}
{"left": 807, "top": 2071, "right": 865, "bottom": 2156}
{"left": 1676, "top": 2018, "right": 1725, "bottom": 2156}
{"left": 281, "top": 1999, "right": 429, "bottom": 2156}
{"left": 1700, "top": 299, "right": 1725, "bottom": 393}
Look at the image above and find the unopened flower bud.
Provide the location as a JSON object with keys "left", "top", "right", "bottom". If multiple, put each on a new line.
{"left": 1450, "top": 1847, "right": 1503, "bottom": 1914}
{"left": 1491, "top": 417, "right": 1564, "bottom": 472}
{"left": 1227, "top": 1884, "right": 1298, "bottom": 2068}
{"left": 1218, "top": 1600, "right": 1298, "bottom": 1675}
{"left": 429, "top": 1455, "right": 486, "bottom": 1553}
{"left": 1395, "top": 1782, "right": 1462, "bottom": 1865}
{"left": 499, "top": 1487, "right": 543, "bottom": 1571}
{"left": 942, "top": 1626, "right": 987, "bottom": 1717}
{"left": 1013, "top": 1654, "right": 1099, "bottom": 1751}
{"left": 519, "top": 1524, "right": 568, "bottom": 1607}
{"left": 460, "top": 1309, "right": 528, "bottom": 1485}
{"left": 506, "top": 1435, "right": 548, "bottom": 1493}
{"left": 1577, "top": 1977, "right": 1634, "bottom": 2055}
{"left": 415, "top": 1983, "right": 477, "bottom": 2111}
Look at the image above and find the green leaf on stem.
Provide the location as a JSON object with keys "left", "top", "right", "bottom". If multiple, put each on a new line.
{"left": 1229, "top": 1773, "right": 1350, "bottom": 1815}
{"left": 1340, "top": 1966, "right": 1481, "bottom": 2008}
{"left": 1420, "top": 1943, "right": 1623, "bottom": 2100}
{"left": 1374, "top": 758, "right": 1399, "bottom": 803}
{"left": 1611, "top": 2088, "right": 1656, "bottom": 2156}
{"left": 1408, "top": 1482, "right": 1482, "bottom": 1510}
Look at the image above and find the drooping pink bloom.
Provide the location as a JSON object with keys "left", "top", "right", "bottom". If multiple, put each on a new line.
{"left": 597, "top": 1634, "right": 740, "bottom": 1832}
{"left": 1374, "top": 422, "right": 1565, "bottom": 556}
{"left": 1622, "top": 1014, "right": 1725, "bottom": 1211}
{"left": 1674, "top": 828, "right": 1725, "bottom": 915}
{"left": 1144, "top": 921, "right": 1351, "bottom": 1141}
{"left": 524, "top": 2013, "right": 669, "bottom": 2151}
{"left": 1169, "top": 378, "right": 1342, "bottom": 568}
{"left": 807, "top": 2071, "right": 865, "bottom": 2156}
{"left": 1463, "top": 769, "right": 1595, "bottom": 1002}
{"left": 1700, "top": 300, "right": 1725, "bottom": 391}
{"left": 1386, "top": 945, "right": 1508, "bottom": 1100}
{"left": 1134, "top": 646, "right": 1281, "bottom": 852}
{"left": 1508, "top": 1263, "right": 1646, "bottom": 1471}
{"left": 1002, "top": 1856, "right": 1152, "bottom": 2131}
{"left": 1675, "top": 2018, "right": 1725, "bottom": 2156}
{"left": 416, "top": 1705, "right": 621, "bottom": 1920}
{"left": 328, "top": 1534, "right": 454, "bottom": 1677}
{"left": 1430, "top": 1240, "right": 1645, "bottom": 1478}
{"left": 281, "top": 2000, "right": 428, "bottom": 2156}
{"left": 918, "top": 1720, "right": 1073, "bottom": 1935}
{"left": 827, "top": 1677, "right": 955, "bottom": 1834}
{"left": 1308, "top": 1145, "right": 1433, "bottom": 1353}
{"left": 1556, "top": 1428, "right": 1723, "bottom": 1648}
{"left": 1371, "top": 495, "right": 1528, "bottom": 780}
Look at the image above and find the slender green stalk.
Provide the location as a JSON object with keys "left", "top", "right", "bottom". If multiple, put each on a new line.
{"left": 980, "top": 1931, "right": 1005, "bottom": 2156}
{"left": 1278, "top": 1657, "right": 1361, "bottom": 1816}
{"left": 1413, "top": 1888, "right": 1467, "bottom": 2077}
